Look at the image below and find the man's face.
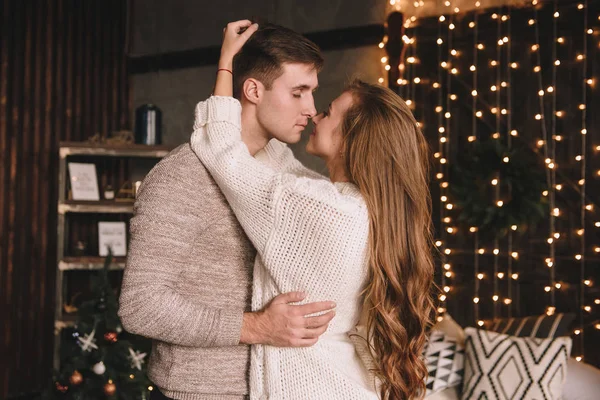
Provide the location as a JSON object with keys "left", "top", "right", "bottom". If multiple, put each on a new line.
{"left": 256, "top": 63, "right": 318, "bottom": 144}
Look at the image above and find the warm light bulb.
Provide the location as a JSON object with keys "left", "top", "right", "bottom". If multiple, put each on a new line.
{"left": 584, "top": 280, "right": 591, "bottom": 286}
{"left": 470, "top": 65, "right": 476, "bottom": 71}
{"left": 381, "top": 57, "right": 388, "bottom": 63}
{"left": 511, "top": 225, "right": 517, "bottom": 231}
{"left": 493, "top": 249, "right": 500, "bottom": 255}
{"left": 504, "top": 298, "right": 512, "bottom": 305}
{"left": 477, "top": 273, "right": 484, "bottom": 279}
{"left": 545, "top": 286, "right": 552, "bottom": 292}
{"left": 512, "top": 273, "right": 519, "bottom": 280}
{"left": 493, "top": 295, "right": 499, "bottom": 302}
{"left": 473, "top": 297, "right": 480, "bottom": 304}
{"left": 478, "top": 249, "right": 485, "bottom": 255}
{"left": 491, "top": 178, "right": 498, "bottom": 185}
{"left": 472, "top": 90, "right": 478, "bottom": 96}
{"left": 511, "top": 252, "right": 518, "bottom": 259}
{"left": 444, "top": 286, "right": 451, "bottom": 293}
{"left": 498, "top": 272, "right": 505, "bottom": 279}
{"left": 477, "top": 320, "right": 484, "bottom": 327}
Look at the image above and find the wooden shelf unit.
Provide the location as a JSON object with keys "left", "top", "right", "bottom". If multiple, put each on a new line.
{"left": 54, "top": 141, "right": 172, "bottom": 369}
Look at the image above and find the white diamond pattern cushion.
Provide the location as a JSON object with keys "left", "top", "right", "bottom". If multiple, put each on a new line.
{"left": 462, "top": 327, "right": 572, "bottom": 400}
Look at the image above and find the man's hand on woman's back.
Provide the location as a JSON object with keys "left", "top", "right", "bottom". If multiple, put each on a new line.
{"left": 240, "top": 291, "right": 336, "bottom": 347}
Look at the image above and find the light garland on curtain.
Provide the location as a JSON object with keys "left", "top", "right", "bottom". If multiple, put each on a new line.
{"left": 505, "top": 6, "right": 516, "bottom": 318}
{"left": 470, "top": 3, "right": 482, "bottom": 326}
{"left": 530, "top": 0, "right": 557, "bottom": 317}
{"left": 435, "top": 10, "right": 450, "bottom": 320}
{"left": 381, "top": 1, "right": 599, "bottom": 350}
{"left": 576, "top": 0, "right": 589, "bottom": 363}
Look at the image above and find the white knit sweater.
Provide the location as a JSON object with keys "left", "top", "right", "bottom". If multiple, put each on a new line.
{"left": 191, "top": 96, "right": 379, "bottom": 400}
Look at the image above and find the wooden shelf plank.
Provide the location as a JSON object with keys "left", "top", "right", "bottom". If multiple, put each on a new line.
{"left": 58, "top": 200, "right": 134, "bottom": 214}
{"left": 59, "top": 141, "right": 174, "bottom": 158}
{"left": 59, "top": 256, "right": 126, "bottom": 271}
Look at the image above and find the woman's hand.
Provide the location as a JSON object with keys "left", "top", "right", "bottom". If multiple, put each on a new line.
{"left": 219, "top": 20, "right": 259, "bottom": 69}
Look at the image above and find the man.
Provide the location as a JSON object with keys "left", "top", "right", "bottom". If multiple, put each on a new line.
{"left": 118, "top": 23, "right": 334, "bottom": 400}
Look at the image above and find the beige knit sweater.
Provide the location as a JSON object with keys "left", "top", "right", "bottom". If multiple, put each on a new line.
{"left": 118, "top": 142, "right": 293, "bottom": 400}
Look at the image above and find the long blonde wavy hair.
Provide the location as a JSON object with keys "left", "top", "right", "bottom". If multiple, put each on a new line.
{"left": 341, "top": 80, "right": 436, "bottom": 399}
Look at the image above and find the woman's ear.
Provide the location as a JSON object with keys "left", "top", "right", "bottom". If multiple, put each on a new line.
{"left": 242, "top": 78, "right": 262, "bottom": 105}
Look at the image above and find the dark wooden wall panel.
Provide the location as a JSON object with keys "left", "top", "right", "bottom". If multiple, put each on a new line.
{"left": 0, "top": 1, "right": 131, "bottom": 397}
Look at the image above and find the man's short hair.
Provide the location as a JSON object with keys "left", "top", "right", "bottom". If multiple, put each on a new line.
{"left": 233, "top": 23, "right": 324, "bottom": 99}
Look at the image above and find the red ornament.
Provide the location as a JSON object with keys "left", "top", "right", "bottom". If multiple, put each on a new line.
{"left": 69, "top": 370, "right": 83, "bottom": 385}
{"left": 104, "top": 332, "right": 118, "bottom": 343}
{"left": 104, "top": 381, "right": 117, "bottom": 396}
{"left": 55, "top": 382, "right": 69, "bottom": 393}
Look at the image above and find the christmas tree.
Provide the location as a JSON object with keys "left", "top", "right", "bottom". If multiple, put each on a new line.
{"left": 47, "top": 251, "right": 152, "bottom": 400}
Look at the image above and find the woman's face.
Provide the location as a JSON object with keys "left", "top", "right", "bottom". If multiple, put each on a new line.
{"left": 306, "top": 91, "right": 354, "bottom": 163}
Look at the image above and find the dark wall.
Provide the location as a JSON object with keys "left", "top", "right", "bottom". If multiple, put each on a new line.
{"left": 0, "top": 1, "right": 131, "bottom": 397}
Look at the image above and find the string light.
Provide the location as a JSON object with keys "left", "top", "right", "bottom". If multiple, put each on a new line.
{"left": 577, "top": 0, "right": 589, "bottom": 362}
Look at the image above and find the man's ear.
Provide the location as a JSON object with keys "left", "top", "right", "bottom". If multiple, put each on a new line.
{"left": 242, "top": 78, "right": 263, "bottom": 105}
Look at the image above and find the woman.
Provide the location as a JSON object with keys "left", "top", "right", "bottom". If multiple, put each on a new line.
{"left": 191, "top": 21, "right": 436, "bottom": 400}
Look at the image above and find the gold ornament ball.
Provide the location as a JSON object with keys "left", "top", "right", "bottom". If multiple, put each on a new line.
{"left": 104, "top": 381, "right": 117, "bottom": 396}
{"left": 69, "top": 370, "right": 83, "bottom": 385}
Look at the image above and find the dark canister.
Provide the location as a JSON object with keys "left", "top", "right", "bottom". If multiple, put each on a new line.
{"left": 135, "top": 104, "right": 162, "bottom": 145}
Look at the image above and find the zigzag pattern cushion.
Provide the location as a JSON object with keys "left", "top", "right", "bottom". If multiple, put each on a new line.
{"left": 483, "top": 313, "right": 575, "bottom": 338}
{"left": 462, "top": 327, "right": 572, "bottom": 400}
{"left": 424, "top": 331, "right": 465, "bottom": 396}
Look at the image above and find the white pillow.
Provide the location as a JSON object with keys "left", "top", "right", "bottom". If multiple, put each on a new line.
{"left": 432, "top": 314, "right": 466, "bottom": 345}
{"left": 462, "top": 327, "right": 572, "bottom": 400}
{"left": 562, "top": 358, "right": 600, "bottom": 400}
{"left": 424, "top": 331, "right": 465, "bottom": 396}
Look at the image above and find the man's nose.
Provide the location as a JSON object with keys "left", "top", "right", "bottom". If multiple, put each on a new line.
{"left": 303, "top": 98, "right": 317, "bottom": 118}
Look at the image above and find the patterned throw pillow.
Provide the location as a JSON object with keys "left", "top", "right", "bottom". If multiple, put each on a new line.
{"left": 483, "top": 313, "right": 575, "bottom": 338}
{"left": 462, "top": 327, "right": 572, "bottom": 400}
{"left": 424, "top": 331, "right": 465, "bottom": 397}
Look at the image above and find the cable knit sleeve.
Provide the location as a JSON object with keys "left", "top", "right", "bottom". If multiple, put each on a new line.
{"left": 190, "top": 97, "right": 369, "bottom": 292}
